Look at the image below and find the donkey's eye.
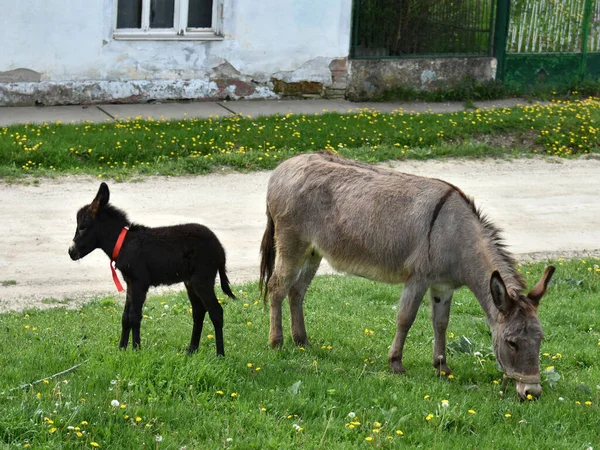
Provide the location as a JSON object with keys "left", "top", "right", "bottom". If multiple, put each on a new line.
{"left": 507, "top": 341, "right": 518, "bottom": 351}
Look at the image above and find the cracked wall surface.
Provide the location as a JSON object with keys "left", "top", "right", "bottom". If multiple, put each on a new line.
{"left": 0, "top": 0, "right": 352, "bottom": 105}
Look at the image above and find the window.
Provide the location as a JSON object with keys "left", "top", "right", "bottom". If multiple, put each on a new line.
{"left": 114, "top": 0, "right": 223, "bottom": 40}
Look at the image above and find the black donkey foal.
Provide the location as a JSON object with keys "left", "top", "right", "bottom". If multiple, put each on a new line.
{"left": 68, "top": 182, "right": 235, "bottom": 356}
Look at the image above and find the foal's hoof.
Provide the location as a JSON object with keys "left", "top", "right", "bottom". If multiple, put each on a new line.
{"left": 186, "top": 346, "right": 198, "bottom": 356}
{"left": 389, "top": 358, "right": 407, "bottom": 374}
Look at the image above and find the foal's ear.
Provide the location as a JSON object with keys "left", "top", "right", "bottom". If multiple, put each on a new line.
{"left": 527, "top": 266, "right": 556, "bottom": 306}
{"left": 490, "top": 270, "right": 512, "bottom": 314}
{"left": 91, "top": 182, "right": 110, "bottom": 215}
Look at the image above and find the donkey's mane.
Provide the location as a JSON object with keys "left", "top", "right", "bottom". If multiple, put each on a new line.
{"left": 450, "top": 188, "right": 527, "bottom": 296}
{"left": 103, "top": 203, "right": 131, "bottom": 225}
{"left": 314, "top": 151, "right": 527, "bottom": 295}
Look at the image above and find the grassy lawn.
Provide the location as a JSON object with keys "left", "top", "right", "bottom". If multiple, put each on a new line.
{"left": 1, "top": 259, "right": 598, "bottom": 449}
{"left": 1, "top": 98, "right": 599, "bottom": 179}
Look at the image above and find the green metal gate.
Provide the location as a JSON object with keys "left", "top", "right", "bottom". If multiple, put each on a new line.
{"left": 351, "top": 0, "right": 496, "bottom": 58}
{"left": 501, "top": 0, "right": 600, "bottom": 88}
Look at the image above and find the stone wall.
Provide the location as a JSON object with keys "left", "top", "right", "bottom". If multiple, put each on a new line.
{"left": 347, "top": 57, "right": 497, "bottom": 100}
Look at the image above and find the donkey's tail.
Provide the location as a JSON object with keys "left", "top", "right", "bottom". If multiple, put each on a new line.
{"left": 259, "top": 205, "right": 276, "bottom": 304}
{"left": 219, "top": 264, "right": 236, "bottom": 299}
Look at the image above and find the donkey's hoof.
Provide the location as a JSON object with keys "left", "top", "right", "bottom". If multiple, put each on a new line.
{"left": 269, "top": 336, "right": 284, "bottom": 349}
{"left": 389, "top": 358, "right": 406, "bottom": 374}
{"left": 292, "top": 336, "right": 309, "bottom": 347}
{"left": 186, "top": 346, "right": 198, "bottom": 356}
{"left": 435, "top": 365, "right": 453, "bottom": 377}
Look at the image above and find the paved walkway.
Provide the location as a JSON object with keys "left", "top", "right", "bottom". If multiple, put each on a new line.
{"left": 0, "top": 98, "right": 533, "bottom": 127}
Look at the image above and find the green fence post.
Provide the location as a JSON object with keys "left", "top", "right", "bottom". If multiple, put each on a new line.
{"left": 493, "top": 0, "right": 510, "bottom": 82}
{"left": 580, "top": 0, "right": 594, "bottom": 80}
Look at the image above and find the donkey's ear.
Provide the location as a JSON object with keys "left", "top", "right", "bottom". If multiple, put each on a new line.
{"left": 490, "top": 270, "right": 512, "bottom": 314}
{"left": 527, "top": 266, "right": 556, "bottom": 306}
{"left": 91, "top": 182, "right": 110, "bottom": 215}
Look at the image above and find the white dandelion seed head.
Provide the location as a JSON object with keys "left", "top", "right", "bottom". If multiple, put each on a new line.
{"left": 155, "top": 435, "right": 163, "bottom": 443}
{"left": 111, "top": 399, "right": 120, "bottom": 407}
{"left": 558, "top": 397, "right": 565, "bottom": 401}
{"left": 347, "top": 411, "right": 356, "bottom": 418}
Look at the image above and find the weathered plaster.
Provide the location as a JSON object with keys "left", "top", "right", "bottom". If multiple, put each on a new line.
{"left": 0, "top": 0, "right": 352, "bottom": 105}
{"left": 347, "top": 58, "right": 497, "bottom": 101}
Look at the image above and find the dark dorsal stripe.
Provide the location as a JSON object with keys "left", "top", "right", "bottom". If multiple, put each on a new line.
{"left": 427, "top": 187, "right": 455, "bottom": 259}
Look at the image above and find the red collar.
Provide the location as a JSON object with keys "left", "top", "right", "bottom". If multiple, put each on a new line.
{"left": 110, "top": 227, "right": 129, "bottom": 292}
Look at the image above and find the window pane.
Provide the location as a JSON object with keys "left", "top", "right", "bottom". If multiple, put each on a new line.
{"left": 188, "top": 0, "right": 213, "bottom": 28}
{"left": 116, "top": 0, "right": 142, "bottom": 29}
{"left": 150, "top": 0, "right": 175, "bottom": 28}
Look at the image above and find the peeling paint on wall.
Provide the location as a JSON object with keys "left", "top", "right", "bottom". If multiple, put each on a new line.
{"left": 0, "top": 0, "right": 353, "bottom": 106}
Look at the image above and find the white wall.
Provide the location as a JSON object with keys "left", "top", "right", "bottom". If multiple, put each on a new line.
{"left": 0, "top": 0, "right": 352, "bottom": 86}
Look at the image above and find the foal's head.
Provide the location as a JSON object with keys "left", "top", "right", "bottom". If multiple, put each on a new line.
{"left": 490, "top": 266, "right": 555, "bottom": 400}
{"left": 68, "top": 183, "right": 127, "bottom": 260}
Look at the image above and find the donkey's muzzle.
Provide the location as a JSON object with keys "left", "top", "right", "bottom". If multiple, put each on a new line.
{"left": 68, "top": 244, "right": 80, "bottom": 260}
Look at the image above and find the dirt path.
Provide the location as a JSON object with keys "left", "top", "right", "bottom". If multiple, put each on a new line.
{"left": 1, "top": 157, "right": 600, "bottom": 312}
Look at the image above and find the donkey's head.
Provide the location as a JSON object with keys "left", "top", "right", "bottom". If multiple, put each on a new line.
{"left": 68, "top": 183, "right": 119, "bottom": 260}
{"left": 490, "top": 266, "right": 555, "bottom": 400}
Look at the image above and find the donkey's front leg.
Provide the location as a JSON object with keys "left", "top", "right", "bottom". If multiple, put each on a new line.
{"left": 430, "top": 286, "right": 454, "bottom": 376}
{"left": 388, "top": 281, "right": 428, "bottom": 374}
{"left": 119, "top": 286, "right": 134, "bottom": 349}
{"left": 128, "top": 283, "right": 149, "bottom": 350}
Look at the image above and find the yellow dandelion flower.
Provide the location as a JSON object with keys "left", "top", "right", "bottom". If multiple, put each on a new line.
{"left": 216, "top": 390, "right": 224, "bottom": 395}
{"left": 91, "top": 443, "right": 100, "bottom": 448}
{"left": 365, "top": 436, "right": 373, "bottom": 441}
{"left": 76, "top": 432, "right": 83, "bottom": 438}
{"left": 207, "top": 334, "right": 214, "bottom": 340}
{"left": 505, "top": 413, "right": 512, "bottom": 418}
{"left": 231, "top": 392, "right": 238, "bottom": 397}
{"left": 426, "top": 413, "right": 434, "bottom": 421}
{"left": 81, "top": 421, "right": 88, "bottom": 425}
{"left": 135, "top": 417, "right": 142, "bottom": 422}
{"left": 468, "top": 410, "right": 476, "bottom": 415}
{"left": 49, "top": 427, "right": 57, "bottom": 434}
{"left": 373, "top": 421, "right": 382, "bottom": 428}
{"left": 585, "top": 401, "right": 592, "bottom": 406}
{"left": 396, "top": 430, "right": 404, "bottom": 435}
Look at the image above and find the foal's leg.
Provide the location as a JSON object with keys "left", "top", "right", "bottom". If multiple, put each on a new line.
{"left": 128, "top": 282, "right": 149, "bottom": 350}
{"left": 267, "top": 244, "right": 308, "bottom": 349}
{"left": 185, "top": 281, "right": 207, "bottom": 355}
{"left": 288, "top": 252, "right": 322, "bottom": 346}
{"left": 193, "top": 280, "right": 225, "bottom": 357}
{"left": 430, "top": 285, "right": 454, "bottom": 376}
{"left": 388, "top": 280, "right": 428, "bottom": 374}
{"left": 119, "top": 285, "right": 133, "bottom": 349}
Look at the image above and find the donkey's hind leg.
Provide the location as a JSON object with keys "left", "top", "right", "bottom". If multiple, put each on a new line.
{"left": 191, "top": 279, "right": 225, "bottom": 357}
{"left": 388, "top": 280, "right": 428, "bottom": 374}
{"left": 185, "top": 281, "right": 207, "bottom": 355}
{"left": 430, "top": 285, "right": 454, "bottom": 376}
{"left": 267, "top": 243, "right": 310, "bottom": 348}
{"left": 288, "top": 251, "right": 322, "bottom": 346}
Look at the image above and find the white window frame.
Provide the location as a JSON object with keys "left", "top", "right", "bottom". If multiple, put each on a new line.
{"left": 113, "top": 0, "right": 224, "bottom": 41}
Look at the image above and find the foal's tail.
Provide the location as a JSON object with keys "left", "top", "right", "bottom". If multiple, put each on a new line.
{"left": 259, "top": 205, "right": 276, "bottom": 304}
{"left": 219, "top": 264, "right": 236, "bottom": 300}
